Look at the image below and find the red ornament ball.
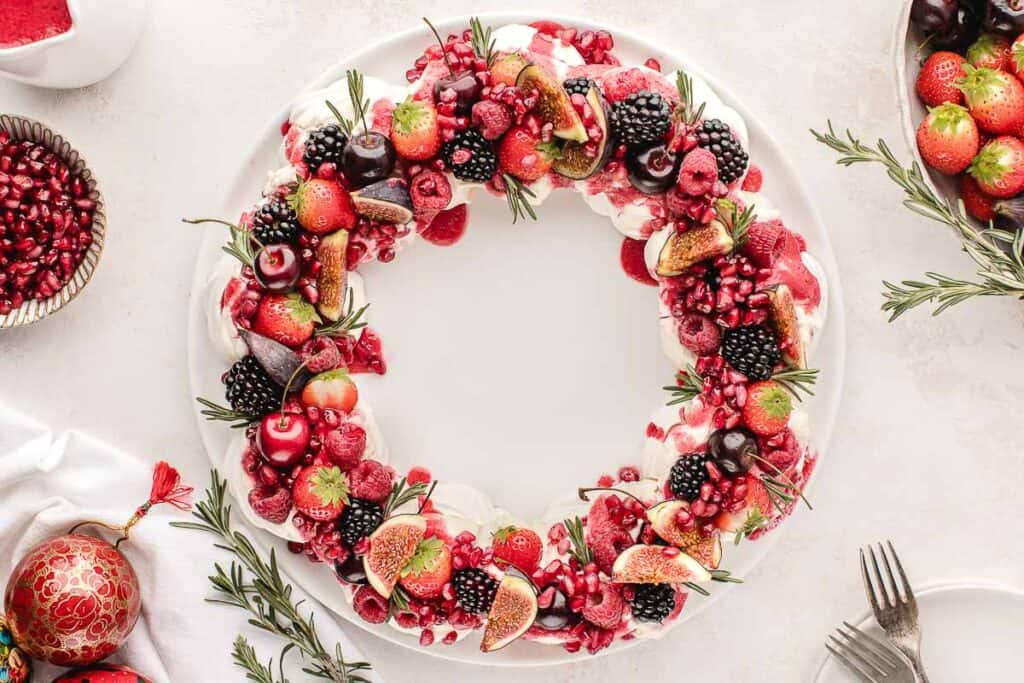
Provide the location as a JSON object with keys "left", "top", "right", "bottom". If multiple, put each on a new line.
{"left": 4, "top": 534, "right": 141, "bottom": 667}
{"left": 51, "top": 663, "right": 152, "bottom": 682}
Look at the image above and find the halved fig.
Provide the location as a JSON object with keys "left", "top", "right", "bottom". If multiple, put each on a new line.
{"left": 553, "top": 85, "right": 612, "bottom": 179}
{"left": 352, "top": 178, "right": 414, "bottom": 225}
{"left": 646, "top": 501, "right": 723, "bottom": 569}
{"left": 362, "top": 514, "right": 426, "bottom": 598}
{"left": 516, "top": 64, "right": 587, "bottom": 142}
{"left": 610, "top": 544, "right": 711, "bottom": 584}
{"left": 480, "top": 575, "right": 538, "bottom": 652}
{"left": 316, "top": 229, "right": 349, "bottom": 322}
{"left": 490, "top": 52, "right": 530, "bottom": 87}
{"left": 655, "top": 222, "right": 734, "bottom": 277}
{"left": 240, "top": 329, "right": 311, "bottom": 388}
{"left": 768, "top": 284, "right": 805, "bottom": 369}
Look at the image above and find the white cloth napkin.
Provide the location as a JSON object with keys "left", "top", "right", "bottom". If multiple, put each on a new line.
{"left": 0, "top": 404, "right": 379, "bottom": 682}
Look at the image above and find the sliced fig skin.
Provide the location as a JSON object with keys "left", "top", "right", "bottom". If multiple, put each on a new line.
{"left": 316, "top": 229, "right": 350, "bottom": 322}
{"left": 553, "top": 85, "right": 614, "bottom": 180}
{"left": 240, "top": 329, "right": 311, "bottom": 388}
{"left": 352, "top": 178, "right": 415, "bottom": 225}
{"left": 656, "top": 222, "right": 734, "bottom": 277}
{"left": 768, "top": 283, "right": 806, "bottom": 369}
{"left": 516, "top": 64, "right": 588, "bottom": 143}
{"left": 610, "top": 544, "right": 711, "bottom": 584}
{"left": 480, "top": 575, "right": 538, "bottom": 653}
{"left": 362, "top": 514, "right": 427, "bottom": 599}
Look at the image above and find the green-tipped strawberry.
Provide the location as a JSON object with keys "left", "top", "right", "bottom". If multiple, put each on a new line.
{"left": 292, "top": 463, "right": 349, "bottom": 522}
{"left": 741, "top": 380, "right": 792, "bottom": 437}
{"left": 497, "top": 126, "right": 561, "bottom": 182}
{"left": 915, "top": 103, "right": 980, "bottom": 175}
{"left": 957, "top": 65, "right": 1024, "bottom": 135}
{"left": 966, "top": 33, "right": 1012, "bottom": 70}
{"left": 968, "top": 136, "right": 1024, "bottom": 198}
{"left": 391, "top": 98, "right": 441, "bottom": 161}
{"left": 252, "top": 292, "right": 321, "bottom": 347}
{"left": 290, "top": 179, "right": 357, "bottom": 234}
{"left": 301, "top": 368, "right": 359, "bottom": 412}
{"left": 491, "top": 525, "right": 543, "bottom": 574}
{"left": 398, "top": 537, "right": 452, "bottom": 600}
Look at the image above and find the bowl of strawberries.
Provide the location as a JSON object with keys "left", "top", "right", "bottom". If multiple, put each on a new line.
{"left": 897, "top": 0, "right": 1024, "bottom": 228}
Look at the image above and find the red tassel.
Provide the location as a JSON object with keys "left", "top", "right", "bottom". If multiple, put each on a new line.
{"left": 147, "top": 461, "right": 194, "bottom": 511}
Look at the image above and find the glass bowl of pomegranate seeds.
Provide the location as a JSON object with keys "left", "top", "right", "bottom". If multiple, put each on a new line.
{"left": 0, "top": 114, "right": 105, "bottom": 328}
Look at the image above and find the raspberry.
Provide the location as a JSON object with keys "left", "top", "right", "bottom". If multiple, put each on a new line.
{"left": 740, "top": 164, "right": 763, "bottom": 192}
{"left": 409, "top": 169, "right": 453, "bottom": 219}
{"left": 248, "top": 486, "right": 291, "bottom": 524}
{"left": 471, "top": 100, "right": 513, "bottom": 141}
{"left": 407, "top": 466, "right": 432, "bottom": 485}
{"left": 349, "top": 460, "right": 393, "bottom": 502}
{"left": 301, "top": 336, "right": 342, "bottom": 373}
{"left": 586, "top": 496, "right": 635, "bottom": 574}
{"left": 677, "top": 148, "right": 719, "bottom": 196}
{"left": 744, "top": 219, "right": 785, "bottom": 268}
{"left": 323, "top": 422, "right": 367, "bottom": 470}
{"left": 352, "top": 585, "right": 389, "bottom": 624}
{"left": 676, "top": 313, "right": 721, "bottom": 355}
{"left": 582, "top": 582, "right": 626, "bottom": 630}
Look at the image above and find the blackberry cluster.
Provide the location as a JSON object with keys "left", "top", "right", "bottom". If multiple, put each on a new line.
{"left": 611, "top": 90, "right": 671, "bottom": 148}
{"left": 442, "top": 129, "right": 497, "bottom": 182}
{"left": 303, "top": 124, "right": 348, "bottom": 174}
{"left": 630, "top": 584, "right": 676, "bottom": 622}
{"left": 721, "top": 324, "right": 782, "bottom": 381}
{"left": 452, "top": 568, "right": 498, "bottom": 614}
{"left": 224, "top": 355, "right": 279, "bottom": 419}
{"left": 337, "top": 498, "right": 384, "bottom": 548}
{"left": 696, "top": 119, "right": 749, "bottom": 184}
{"left": 250, "top": 199, "right": 301, "bottom": 245}
{"left": 669, "top": 453, "right": 710, "bottom": 502}
{"left": 562, "top": 76, "right": 596, "bottom": 97}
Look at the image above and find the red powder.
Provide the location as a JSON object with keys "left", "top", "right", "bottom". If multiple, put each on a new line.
{"left": 0, "top": 0, "right": 73, "bottom": 49}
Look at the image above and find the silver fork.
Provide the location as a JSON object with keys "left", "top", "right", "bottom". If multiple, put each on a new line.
{"left": 826, "top": 621, "right": 914, "bottom": 682}
{"left": 861, "top": 541, "right": 930, "bottom": 683}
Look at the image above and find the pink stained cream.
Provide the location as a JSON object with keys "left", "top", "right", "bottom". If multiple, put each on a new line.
{"left": 0, "top": 0, "right": 73, "bottom": 49}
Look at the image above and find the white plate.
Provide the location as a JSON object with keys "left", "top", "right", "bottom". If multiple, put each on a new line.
{"left": 813, "top": 581, "right": 1024, "bottom": 681}
{"left": 187, "top": 12, "right": 846, "bottom": 667}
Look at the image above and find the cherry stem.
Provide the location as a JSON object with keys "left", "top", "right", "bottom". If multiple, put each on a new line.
{"left": 183, "top": 217, "right": 265, "bottom": 250}
{"left": 416, "top": 480, "right": 438, "bottom": 514}
{"left": 577, "top": 486, "right": 646, "bottom": 505}
{"left": 278, "top": 359, "right": 310, "bottom": 428}
{"left": 422, "top": 17, "right": 456, "bottom": 76}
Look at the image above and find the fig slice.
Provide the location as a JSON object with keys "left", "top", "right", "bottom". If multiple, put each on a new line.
{"left": 490, "top": 52, "right": 530, "bottom": 87}
{"left": 362, "top": 514, "right": 426, "bottom": 599}
{"left": 352, "top": 178, "right": 414, "bottom": 225}
{"left": 553, "top": 85, "right": 613, "bottom": 180}
{"left": 316, "top": 229, "right": 349, "bottom": 322}
{"left": 610, "top": 544, "right": 711, "bottom": 584}
{"left": 768, "top": 284, "right": 805, "bottom": 369}
{"left": 655, "top": 222, "right": 734, "bottom": 277}
{"left": 480, "top": 575, "right": 538, "bottom": 652}
{"left": 239, "top": 329, "right": 311, "bottom": 388}
{"left": 646, "top": 501, "right": 723, "bottom": 569}
{"left": 516, "top": 64, "right": 587, "bottom": 143}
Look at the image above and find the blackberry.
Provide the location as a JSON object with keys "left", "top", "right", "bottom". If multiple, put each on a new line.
{"left": 630, "top": 584, "right": 676, "bottom": 622}
{"left": 224, "top": 355, "right": 280, "bottom": 419}
{"left": 721, "top": 324, "right": 782, "bottom": 381}
{"left": 303, "top": 124, "right": 348, "bottom": 174}
{"left": 250, "top": 199, "right": 301, "bottom": 245}
{"left": 668, "top": 453, "right": 709, "bottom": 502}
{"left": 442, "top": 129, "right": 497, "bottom": 183}
{"left": 696, "top": 118, "right": 749, "bottom": 184}
{"left": 336, "top": 498, "right": 384, "bottom": 548}
{"left": 611, "top": 90, "right": 671, "bottom": 148}
{"left": 452, "top": 568, "right": 498, "bottom": 614}
{"left": 562, "top": 76, "right": 596, "bottom": 97}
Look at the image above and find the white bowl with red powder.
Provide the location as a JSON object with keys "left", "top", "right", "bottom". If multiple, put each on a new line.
{"left": 0, "top": 115, "right": 105, "bottom": 328}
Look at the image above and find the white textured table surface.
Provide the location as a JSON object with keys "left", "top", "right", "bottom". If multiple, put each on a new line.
{"left": 3, "top": 1, "right": 1023, "bottom": 681}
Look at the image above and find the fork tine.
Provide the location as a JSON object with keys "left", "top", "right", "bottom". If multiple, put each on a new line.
{"left": 834, "top": 630, "right": 892, "bottom": 675}
{"left": 877, "top": 542, "right": 903, "bottom": 604}
{"left": 827, "top": 637, "right": 881, "bottom": 682}
{"left": 886, "top": 540, "right": 917, "bottom": 608}
{"left": 860, "top": 548, "right": 882, "bottom": 615}
{"left": 841, "top": 621, "right": 903, "bottom": 669}
{"left": 868, "top": 544, "right": 893, "bottom": 607}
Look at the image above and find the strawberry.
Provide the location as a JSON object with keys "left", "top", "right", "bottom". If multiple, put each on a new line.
{"left": 620, "top": 237, "right": 657, "bottom": 286}
{"left": 742, "top": 380, "right": 792, "bottom": 436}
{"left": 744, "top": 219, "right": 786, "bottom": 268}
{"left": 398, "top": 537, "right": 452, "bottom": 599}
{"left": 966, "top": 33, "right": 1012, "bottom": 70}
{"left": 1012, "top": 34, "right": 1024, "bottom": 81}
{"left": 529, "top": 20, "right": 565, "bottom": 36}
{"left": 253, "top": 293, "right": 320, "bottom": 347}
{"left": 915, "top": 103, "right": 980, "bottom": 175}
{"left": 390, "top": 98, "right": 441, "bottom": 161}
{"left": 740, "top": 164, "right": 763, "bottom": 192}
{"left": 915, "top": 51, "right": 967, "bottom": 106}
{"left": 301, "top": 369, "right": 359, "bottom": 412}
{"left": 961, "top": 174, "right": 997, "bottom": 221}
{"left": 968, "top": 136, "right": 1024, "bottom": 198}
{"left": 958, "top": 65, "right": 1024, "bottom": 134}
{"left": 497, "top": 126, "right": 560, "bottom": 182}
{"left": 248, "top": 486, "right": 292, "bottom": 524}
{"left": 290, "top": 179, "right": 356, "bottom": 234}
{"left": 292, "top": 463, "right": 348, "bottom": 522}
{"left": 491, "top": 526, "right": 543, "bottom": 573}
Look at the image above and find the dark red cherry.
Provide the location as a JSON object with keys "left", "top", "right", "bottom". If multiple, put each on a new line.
{"left": 707, "top": 427, "right": 759, "bottom": 475}
{"left": 433, "top": 71, "right": 482, "bottom": 114}
{"left": 333, "top": 553, "right": 368, "bottom": 585}
{"left": 257, "top": 412, "right": 310, "bottom": 468}
{"left": 341, "top": 131, "right": 396, "bottom": 188}
{"left": 535, "top": 587, "right": 578, "bottom": 631}
{"left": 254, "top": 243, "right": 300, "bottom": 292}
{"left": 626, "top": 143, "right": 680, "bottom": 195}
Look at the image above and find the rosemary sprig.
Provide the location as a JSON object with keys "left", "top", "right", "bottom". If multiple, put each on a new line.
{"left": 184, "top": 217, "right": 256, "bottom": 268}
{"left": 683, "top": 569, "right": 743, "bottom": 596}
{"left": 232, "top": 636, "right": 288, "bottom": 683}
{"left": 469, "top": 17, "right": 496, "bottom": 67}
{"left": 771, "top": 367, "right": 819, "bottom": 401}
{"left": 383, "top": 476, "right": 431, "bottom": 517}
{"left": 389, "top": 584, "right": 410, "bottom": 616}
{"left": 502, "top": 173, "right": 538, "bottom": 224}
{"left": 750, "top": 453, "right": 812, "bottom": 515}
{"left": 325, "top": 100, "right": 354, "bottom": 138}
{"left": 563, "top": 516, "right": 594, "bottom": 566}
{"left": 172, "top": 472, "right": 372, "bottom": 683}
{"left": 812, "top": 121, "right": 1024, "bottom": 320}
{"left": 716, "top": 198, "right": 755, "bottom": 251}
{"left": 196, "top": 397, "right": 255, "bottom": 429}
{"left": 347, "top": 69, "right": 371, "bottom": 142}
{"left": 674, "top": 71, "right": 706, "bottom": 128}
{"left": 663, "top": 364, "right": 705, "bottom": 406}
{"left": 733, "top": 508, "right": 769, "bottom": 546}
{"left": 315, "top": 288, "right": 369, "bottom": 338}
